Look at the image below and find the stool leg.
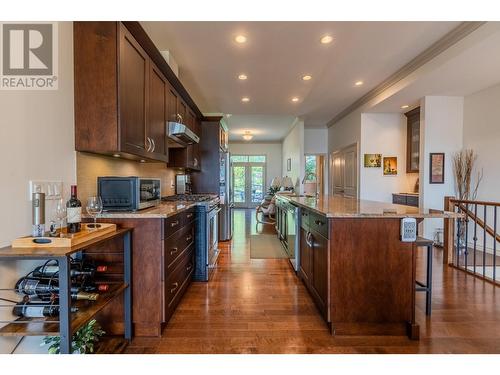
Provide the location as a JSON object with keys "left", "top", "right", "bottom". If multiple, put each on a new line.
{"left": 426, "top": 244, "right": 433, "bottom": 315}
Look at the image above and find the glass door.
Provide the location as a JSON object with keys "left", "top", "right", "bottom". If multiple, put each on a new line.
{"left": 231, "top": 162, "right": 266, "bottom": 208}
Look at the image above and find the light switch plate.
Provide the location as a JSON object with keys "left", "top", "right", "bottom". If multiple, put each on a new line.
{"left": 400, "top": 218, "right": 417, "bottom": 242}
{"left": 29, "top": 180, "right": 63, "bottom": 201}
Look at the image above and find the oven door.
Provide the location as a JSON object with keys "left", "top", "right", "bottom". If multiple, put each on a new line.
{"left": 207, "top": 206, "right": 221, "bottom": 270}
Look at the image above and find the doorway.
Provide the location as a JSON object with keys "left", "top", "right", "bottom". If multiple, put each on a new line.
{"left": 305, "top": 154, "right": 326, "bottom": 196}
{"left": 330, "top": 143, "right": 358, "bottom": 198}
{"left": 231, "top": 155, "right": 267, "bottom": 208}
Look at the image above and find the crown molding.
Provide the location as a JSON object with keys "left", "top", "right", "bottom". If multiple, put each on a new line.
{"left": 327, "top": 21, "right": 486, "bottom": 128}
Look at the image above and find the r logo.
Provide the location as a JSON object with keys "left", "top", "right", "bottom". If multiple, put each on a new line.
{"left": 2, "top": 23, "right": 53, "bottom": 76}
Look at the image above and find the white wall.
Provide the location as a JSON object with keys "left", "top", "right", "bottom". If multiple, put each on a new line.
{"left": 327, "top": 109, "right": 361, "bottom": 155}
{"left": 282, "top": 119, "right": 305, "bottom": 193}
{"left": 420, "top": 96, "right": 464, "bottom": 239}
{"left": 228, "top": 142, "right": 282, "bottom": 191}
{"left": 360, "top": 113, "right": 418, "bottom": 202}
{"left": 305, "top": 128, "right": 329, "bottom": 194}
{"left": 0, "top": 22, "right": 75, "bottom": 353}
{"left": 463, "top": 83, "right": 500, "bottom": 202}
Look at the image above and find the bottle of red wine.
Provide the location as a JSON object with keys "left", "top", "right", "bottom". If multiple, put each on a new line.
{"left": 66, "top": 185, "right": 82, "bottom": 233}
{"left": 15, "top": 277, "right": 99, "bottom": 301}
{"left": 32, "top": 262, "right": 108, "bottom": 278}
{"left": 13, "top": 301, "right": 78, "bottom": 318}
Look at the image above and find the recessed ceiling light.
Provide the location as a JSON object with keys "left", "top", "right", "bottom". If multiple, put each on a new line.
{"left": 355, "top": 81, "right": 364, "bottom": 86}
{"left": 291, "top": 97, "right": 299, "bottom": 102}
{"left": 238, "top": 74, "right": 248, "bottom": 80}
{"left": 241, "top": 97, "right": 250, "bottom": 102}
{"left": 113, "top": 154, "right": 120, "bottom": 158}
{"left": 242, "top": 131, "right": 253, "bottom": 141}
{"left": 302, "top": 75, "right": 312, "bottom": 81}
{"left": 320, "top": 35, "right": 333, "bottom": 44}
{"left": 225, "top": 114, "right": 232, "bottom": 118}
{"left": 235, "top": 35, "right": 247, "bottom": 44}
{"left": 401, "top": 105, "right": 409, "bottom": 109}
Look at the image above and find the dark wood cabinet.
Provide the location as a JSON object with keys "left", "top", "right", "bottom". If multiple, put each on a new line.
{"left": 299, "top": 227, "right": 312, "bottom": 283}
{"left": 405, "top": 107, "right": 420, "bottom": 173}
{"left": 392, "top": 193, "right": 419, "bottom": 207}
{"left": 311, "top": 229, "right": 328, "bottom": 316}
{"left": 148, "top": 63, "right": 168, "bottom": 159}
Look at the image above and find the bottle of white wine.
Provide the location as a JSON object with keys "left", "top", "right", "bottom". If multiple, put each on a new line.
{"left": 66, "top": 185, "right": 82, "bottom": 233}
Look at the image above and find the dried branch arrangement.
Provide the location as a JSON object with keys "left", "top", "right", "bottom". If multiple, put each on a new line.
{"left": 452, "top": 149, "right": 483, "bottom": 200}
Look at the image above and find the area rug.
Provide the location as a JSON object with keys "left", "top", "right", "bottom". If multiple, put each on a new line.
{"left": 250, "top": 234, "right": 288, "bottom": 259}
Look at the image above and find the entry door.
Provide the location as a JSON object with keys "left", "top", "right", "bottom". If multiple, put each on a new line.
{"left": 232, "top": 163, "right": 266, "bottom": 208}
{"left": 331, "top": 144, "right": 358, "bottom": 198}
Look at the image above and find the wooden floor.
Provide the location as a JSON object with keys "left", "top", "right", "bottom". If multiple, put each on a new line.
{"left": 125, "top": 209, "right": 500, "bottom": 354}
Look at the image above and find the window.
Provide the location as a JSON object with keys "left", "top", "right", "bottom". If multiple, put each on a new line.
{"left": 305, "top": 155, "right": 317, "bottom": 181}
{"left": 248, "top": 155, "right": 266, "bottom": 163}
{"left": 231, "top": 155, "right": 266, "bottom": 163}
{"left": 231, "top": 155, "right": 248, "bottom": 163}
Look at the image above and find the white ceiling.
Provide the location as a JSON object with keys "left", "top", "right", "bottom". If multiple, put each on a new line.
{"left": 223, "top": 114, "right": 296, "bottom": 142}
{"left": 141, "top": 21, "right": 460, "bottom": 139}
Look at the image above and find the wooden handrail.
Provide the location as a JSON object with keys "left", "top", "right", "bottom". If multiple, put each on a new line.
{"left": 450, "top": 198, "right": 500, "bottom": 207}
{"left": 456, "top": 203, "right": 500, "bottom": 244}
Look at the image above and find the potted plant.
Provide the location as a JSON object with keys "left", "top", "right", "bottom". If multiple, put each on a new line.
{"left": 41, "top": 319, "right": 105, "bottom": 354}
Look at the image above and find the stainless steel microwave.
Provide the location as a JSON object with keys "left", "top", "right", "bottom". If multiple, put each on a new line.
{"left": 97, "top": 177, "right": 161, "bottom": 211}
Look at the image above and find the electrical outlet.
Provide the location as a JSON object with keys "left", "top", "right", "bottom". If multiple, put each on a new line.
{"left": 29, "top": 180, "right": 63, "bottom": 201}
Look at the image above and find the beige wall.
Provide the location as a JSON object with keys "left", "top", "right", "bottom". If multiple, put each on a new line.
{"left": 282, "top": 119, "right": 305, "bottom": 193}
{"left": 0, "top": 22, "right": 75, "bottom": 353}
{"left": 77, "top": 153, "right": 177, "bottom": 200}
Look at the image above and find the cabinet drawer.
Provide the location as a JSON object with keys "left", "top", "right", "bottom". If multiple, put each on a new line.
{"left": 163, "top": 209, "right": 195, "bottom": 238}
{"left": 164, "top": 224, "right": 194, "bottom": 269}
{"left": 165, "top": 245, "right": 194, "bottom": 310}
{"left": 406, "top": 195, "right": 419, "bottom": 207}
{"left": 310, "top": 212, "right": 329, "bottom": 239}
{"left": 300, "top": 209, "right": 310, "bottom": 231}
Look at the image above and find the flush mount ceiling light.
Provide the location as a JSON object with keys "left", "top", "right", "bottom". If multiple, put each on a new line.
{"left": 113, "top": 154, "right": 120, "bottom": 158}
{"left": 242, "top": 131, "right": 253, "bottom": 141}
{"left": 302, "top": 75, "right": 312, "bottom": 81}
{"left": 291, "top": 97, "right": 299, "bottom": 102}
{"left": 355, "top": 81, "right": 364, "bottom": 86}
{"left": 401, "top": 105, "right": 409, "bottom": 109}
{"left": 238, "top": 74, "right": 248, "bottom": 80}
{"left": 320, "top": 35, "right": 333, "bottom": 44}
{"left": 241, "top": 97, "right": 250, "bottom": 102}
{"left": 235, "top": 35, "right": 247, "bottom": 44}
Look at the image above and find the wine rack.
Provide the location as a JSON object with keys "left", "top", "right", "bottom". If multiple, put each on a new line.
{"left": 0, "top": 228, "right": 132, "bottom": 353}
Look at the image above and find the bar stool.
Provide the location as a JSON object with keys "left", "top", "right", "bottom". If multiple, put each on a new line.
{"left": 415, "top": 236, "right": 433, "bottom": 315}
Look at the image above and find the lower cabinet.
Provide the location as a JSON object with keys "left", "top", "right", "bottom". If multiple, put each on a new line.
{"left": 299, "top": 211, "right": 329, "bottom": 321}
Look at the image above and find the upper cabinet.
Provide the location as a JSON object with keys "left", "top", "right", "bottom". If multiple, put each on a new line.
{"left": 74, "top": 22, "right": 202, "bottom": 165}
{"left": 405, "top": 107, "right": 420, "bottom": 173}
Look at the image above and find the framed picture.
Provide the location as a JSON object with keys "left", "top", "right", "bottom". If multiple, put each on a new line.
{"left": 364, "top": 153, "right": 382, "bottom": 168}
{"left": 383, "top": 156, "right": 398, "bottom": 176}
{"left": 286, "top": 158, "right": 291, "bottom": 172}
{"left": 430, "top": 153, "right": 445, "bottom": 184}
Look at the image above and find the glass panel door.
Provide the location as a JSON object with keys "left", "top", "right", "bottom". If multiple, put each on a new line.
{"left": 232, "top": 165, "right": 247, "bottom": 207}
{"left": 250, "top": 165, "right": 265, "bottom": 206}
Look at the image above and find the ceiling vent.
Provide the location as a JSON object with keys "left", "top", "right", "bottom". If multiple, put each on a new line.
{"left": 160, "top": 50, "right": 179, "bottom": 77}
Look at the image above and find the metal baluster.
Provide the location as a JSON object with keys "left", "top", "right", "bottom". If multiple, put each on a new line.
{"left": 456, "top": 208, "right": 461, "bottom": 268}
{"left": 494, "top": 206, "right": 498, "bottom": 282}
{"left": 464, "top": 203, "right": 469, "bottom": 271}
{"left": 483, "top": 205, "right": 487, "bottom": 278}
{"left": 473, "top": 204, "right": 478, "bottom": 275}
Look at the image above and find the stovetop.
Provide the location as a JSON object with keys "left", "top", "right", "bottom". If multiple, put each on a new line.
{"left": 162, "top": 194, "right": 217, "bottom": 202}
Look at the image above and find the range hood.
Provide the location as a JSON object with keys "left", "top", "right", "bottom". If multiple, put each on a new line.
{"left": 167, "top": 122, "right": 200, "bottom": 148}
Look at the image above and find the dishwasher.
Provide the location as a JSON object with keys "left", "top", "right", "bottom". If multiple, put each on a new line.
{"left": 285, "top": 202, "right": 300, "bottom": 272}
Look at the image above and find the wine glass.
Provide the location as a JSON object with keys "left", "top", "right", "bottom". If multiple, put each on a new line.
{"left": 86, "top": 196, "right": 103, "bottom": 229}
{"left": 54, "top": 199, "right": 67, "bottom": 237}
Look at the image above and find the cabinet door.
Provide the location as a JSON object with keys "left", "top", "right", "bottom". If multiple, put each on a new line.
{"left": 405, "top": 107, "right": 420, "bottom": 173}
{"left": 167, "top": 84, "right": 179, "bottom": 123}
{"left": 300, "top": 227, "right": 313, "bottom": 284}
{"left": 119, "top": 24, "right": 149, "bottom": 156}
{"left": 148, "top": 64, "right": 167, "bottom": 161}
{"left": 177, "top": 99, "right": 187, "bottom": 125}
{"left": 311, "top": 229, "right": 328, "bottom": 312}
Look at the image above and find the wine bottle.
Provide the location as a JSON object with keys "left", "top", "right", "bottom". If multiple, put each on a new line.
{"left": 15, "top": 277, "right": 99, "bottom": 301}
{"left": 32, "top": 262, "right": 108, "bottom": 278}
{"left": 66, "top": 185, "right": 82, "bottom": 233}
{"left": 13, "top": 302, "right": 78, "bottom": 318}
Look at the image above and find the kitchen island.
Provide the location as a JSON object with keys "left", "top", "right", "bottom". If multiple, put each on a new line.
{"left": 279, "top": 194, "right": 459, "bottom": 339}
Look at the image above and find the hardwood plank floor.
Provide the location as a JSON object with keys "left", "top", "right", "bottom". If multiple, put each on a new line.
{"left": 125, "top": 209, "right": 500, "bottom": 354}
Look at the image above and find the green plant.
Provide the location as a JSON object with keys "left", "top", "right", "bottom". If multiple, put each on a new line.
{"left": 41, "top": 319, "right": 105, "bottom": 354}
{"left": 267, "top": 185, "right": 280, "bottom": 196}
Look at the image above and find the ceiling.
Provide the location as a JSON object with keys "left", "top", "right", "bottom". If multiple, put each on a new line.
{"left": 141, "top": 21, "right": 461, "bottom": 139}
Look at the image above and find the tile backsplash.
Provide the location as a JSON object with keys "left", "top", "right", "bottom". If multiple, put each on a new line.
{"left": 76, "top": 152, "right": 179, "bottom": 201}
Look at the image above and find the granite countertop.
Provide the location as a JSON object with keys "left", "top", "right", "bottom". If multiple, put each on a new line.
{"left": 92, "top": 201, "right": 198, "bottom": 219}
{"left": 280, "top": 195, "right": 461, "bottom": 219}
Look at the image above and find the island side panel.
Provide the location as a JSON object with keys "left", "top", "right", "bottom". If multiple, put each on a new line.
{"left": 330, "top": 218, "right": 416, "bottom": 337}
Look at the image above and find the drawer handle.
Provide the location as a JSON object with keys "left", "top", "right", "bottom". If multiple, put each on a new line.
{"left": 170, "top": 282, "right": 179, "bottom": 294}
{"left": 306, "top": 232, "right": 314, "bottom": 247}
{"left": 186, "top": 213, "right": 193, "bottom": 219}
{"left": 314, "top": 220, "right": 325, "bottom": 226}
{"left": 171, "top": 220, "right": 179, "bottom": 228}
{"left": 186, "top": 263, "right": 193, "bottom": 272}
{"left": 170, "top": 247, "right": 178, "bottom": 255}
{"left": 186, "top": 235, "right": 193, "bottom": 242}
